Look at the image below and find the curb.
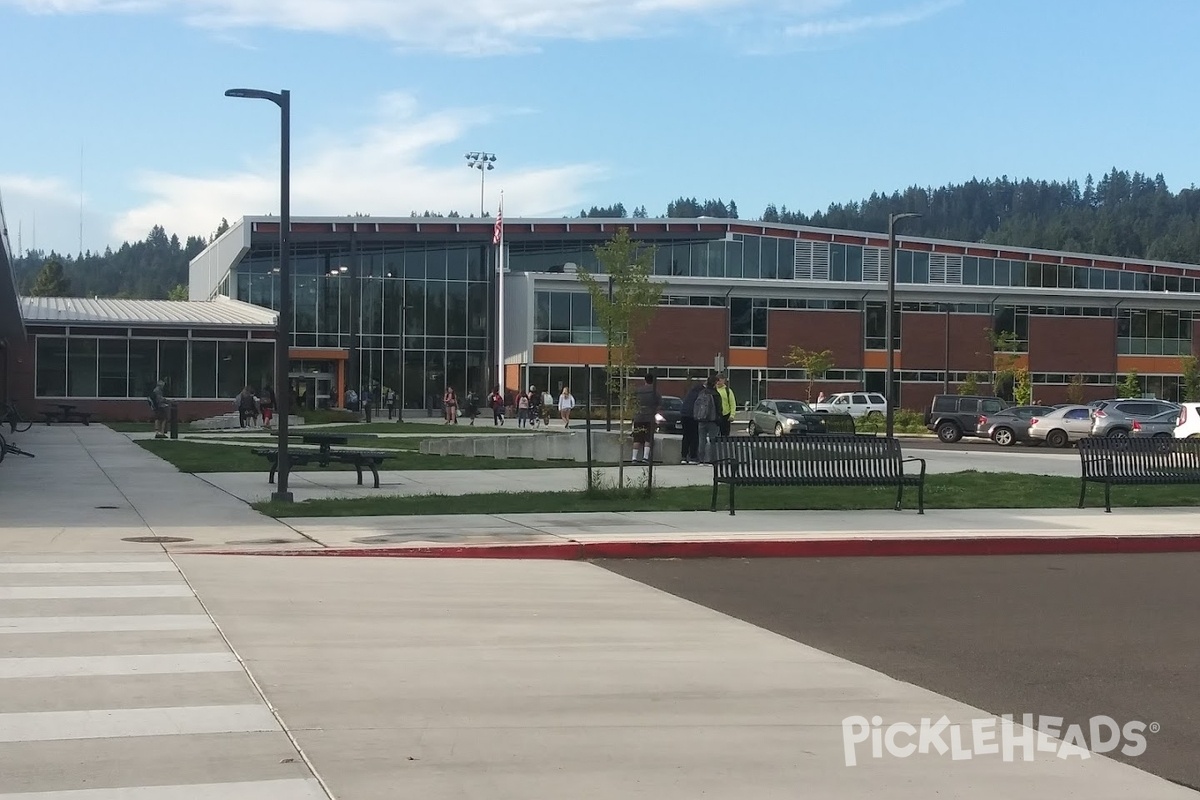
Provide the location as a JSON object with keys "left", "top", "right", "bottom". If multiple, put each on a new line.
{"left": 200, "top": 534, "right": 1200, "bottom": 560}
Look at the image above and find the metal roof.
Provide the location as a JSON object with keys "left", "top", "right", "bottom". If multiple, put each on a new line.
{"left": 19, "top": 295, "right": 278, "bottom": 328}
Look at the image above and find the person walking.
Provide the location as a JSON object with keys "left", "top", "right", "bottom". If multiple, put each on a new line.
{"left": 631, "top": 373, "right": 662, "bottom": 464}
{"left": 558, "top": 386, "right": 576, "bottom": 428}
{"left": 680, "top": 377, "right": 703, "bottom": 464}
{"left": 715, "top": 373, "right": 737, "bottom": 437}
{"left": 443, "top": 386, "right": 459, "bottom": 424}
{"left": 236, "top": 385, "right": 257, "bottom": 428}
{"left": 694, "top": 375, "right": 722, "bottom": 464}
{"left": 464, "top": 390, "right": 479, "bottom": 426}
{"left": 488, "top": 386, "right": 505, "bottom": 426}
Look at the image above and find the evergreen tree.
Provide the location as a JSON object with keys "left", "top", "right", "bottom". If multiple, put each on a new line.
{"left": 28, "top": 257, "right": 71, "bottom": 297}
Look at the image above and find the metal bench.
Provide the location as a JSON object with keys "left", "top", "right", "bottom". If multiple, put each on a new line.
{"left": 1078, "top": 437, "right": 1200, "bottom": 512}
{"left": 251, "top": 447, "right": 393, "bottom": 489}
{"left": 710, "top": 434, "right": 927, "bottom": 515}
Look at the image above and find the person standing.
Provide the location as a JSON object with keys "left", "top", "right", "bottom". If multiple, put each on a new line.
{"left": 694, "top": 375, "right": 722, "bottom": 464}
{"left": 680, "top": 377, "right": 703, "bottom": 464}
{"left": 715, "top": 373, "right": 736, "bottom": 437}
{"left": 558, "top": 386, "right": 576, "bottom": 428}
{"left": 259, "top": 385, "right": 275, "bottom": 430}
{"left": 443, "top": 386, "right": 459, "bottom": 424}
{"left": 516, "top": 388, "right": 531, "bottom": 428}
{"left": 149, "top": 379, "right": 169, "bottom": 439}
{"left": 631, "top": 373, "right": 662, "bottom": 464}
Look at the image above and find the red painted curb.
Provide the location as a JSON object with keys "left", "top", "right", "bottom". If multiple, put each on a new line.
{"left": 200, "top": 534, "right": 1200, "bottom": 560}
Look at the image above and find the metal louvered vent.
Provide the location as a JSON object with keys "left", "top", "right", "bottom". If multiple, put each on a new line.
{"left": 929, "top": 253, "right": 964, "bottom": 285}
{"left": 862, "top": 248, "right": 889, "bottom": 282}
{"left": 794, "top": 241, "right": 831, "bottom": 280}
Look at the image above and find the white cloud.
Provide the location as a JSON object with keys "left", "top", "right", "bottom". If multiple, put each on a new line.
{"left": 111, "top": 93, "right": 605, "bottom": 243}
{"left": 785, "top": 0, "right": 960, "bottom": 39}
{"left": 6, "top": 0, "right": 894, "bottom": 54}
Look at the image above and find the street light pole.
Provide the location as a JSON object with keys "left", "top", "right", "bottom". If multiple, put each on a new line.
{"left": 464, "top": 152, "right": 497, "bottom": 216}
{"left": 886, "top": 211, "right": 921, "bottom": 438}
{"left": 226, "top": 87, "right": 293, "bottom": 503}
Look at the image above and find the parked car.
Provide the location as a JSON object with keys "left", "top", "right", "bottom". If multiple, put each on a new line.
{"left": 1027, "top": 405, "right": 1095, "bottom": 448}
{"left": 976, "top": 405, "right": 1058, "bottom": 447}
{"left": 657, "top": 395, "right": 683, "bottom": 433}
{"left": 1128, "top": 409, "right": 1180, "bottom": 441}
{"left": 811, "top": 392, "right": 887, "bottom": 419}
{"left": 748, "top": 399, "right": 823, "bottom": 436}
{"left": 925, "top": 394, "right": 1010, "bottom": 443}
{"left": 1090, "top": 399, "right": 1180, "bottom": 438}
{"left": 1175, "top": 403, "right": 1200, "bottom": 439}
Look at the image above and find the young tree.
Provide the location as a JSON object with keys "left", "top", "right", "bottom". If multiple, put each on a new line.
{"left": 1182, "top": 356, "right": 1200, "bottom": 402}
{"left": 28, "top": 257, "right": 71, "bottom": 297}
{"left": 786, "top": 347, "right": 835, "bottom": 402}
{"left": 987, "top": 328, "right": 1021, "bottom": 400}
{"left": 1013, "top": 368, "right": 1033, "bottom": 406}
{"left": 958, "top": 372, "right": 980, "bottom": 396}
{"left": 577, "top": 228, "right": 662, "bottom": 490}
{"left": 1067, "top": 374, "right": 1086, "bottom": 405}
{"left": 1118, "top": 370, "right": 1141, "bottom": 399}
{"left": 167, "top": 284, "right": 188, "bottom": 301}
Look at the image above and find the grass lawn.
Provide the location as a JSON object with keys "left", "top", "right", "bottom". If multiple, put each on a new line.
{"left": 252, "top": 470, "right": 1200, "bottom": 518}
{"left": 135, "top": 438, "right": 577, "bottom": 473}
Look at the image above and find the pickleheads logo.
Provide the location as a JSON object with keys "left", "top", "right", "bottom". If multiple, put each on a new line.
{"left": 841, "top": 714, "right": 1157, "bottom": 767}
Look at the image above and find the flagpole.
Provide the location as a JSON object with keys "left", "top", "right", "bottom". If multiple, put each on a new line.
{"left": 495, "top": 191, "right": 505, "bottom": 399}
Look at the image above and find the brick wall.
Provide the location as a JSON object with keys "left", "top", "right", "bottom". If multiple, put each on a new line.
{"left": 638, "top": 307, "right": 727, "bottom": 367}
{"left": 767, "top": 310, "right": 863, "bottom": 368}
{"left": 901, "top": 313, "right": 993, "bottom": 372}
{"left": 1029, "top": 316, "right": 1117, "bottom": 373}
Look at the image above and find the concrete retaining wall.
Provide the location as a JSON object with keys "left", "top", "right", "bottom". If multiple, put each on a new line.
{"left": 419, "top": 429, "right": 682, "bottom": 464}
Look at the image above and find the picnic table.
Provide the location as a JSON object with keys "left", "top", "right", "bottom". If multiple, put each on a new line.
{"left": 251, "top": 431, "right": 393, "bottom": 488}
{"left": 41, "top": 403, "right": 93, "bottom": 425}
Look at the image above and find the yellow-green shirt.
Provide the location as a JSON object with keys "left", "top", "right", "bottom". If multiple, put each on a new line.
{"left": 716, "top": 385, "right": 736, "bottom": 416}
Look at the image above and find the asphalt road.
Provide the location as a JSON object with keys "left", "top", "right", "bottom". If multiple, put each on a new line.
{"left": 601, "top": 554, "right": 1200, "bottom": 791}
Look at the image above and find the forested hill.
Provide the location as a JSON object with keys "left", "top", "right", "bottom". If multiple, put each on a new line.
{"left": 13, "top": 169, "right": 1200, "bottom": 300}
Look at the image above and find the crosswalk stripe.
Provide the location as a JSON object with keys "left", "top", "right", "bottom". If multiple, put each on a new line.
{"left": 0, "top": 564, "right": 176, "bottom": 574}
{"left": 0, "top": 586, "right": 192, "bottom": 600}
{"left": 0, "top": 616, "right": 212, "bottom": 634}
{"left": 0, "top": 653, "right": 240, "bottom": 679}
{"left": 0, "top": 778, "right": 328, "bottom": 799}
{"left": 0, "top": 704, "right": 280, "bottom": 743}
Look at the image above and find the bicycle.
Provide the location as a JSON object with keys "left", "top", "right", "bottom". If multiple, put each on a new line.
{"left": 0, "top": 432, "right": 35, "bottom": 462}
{"left": 4, "top": 401, "right": 32, "bottom": 435}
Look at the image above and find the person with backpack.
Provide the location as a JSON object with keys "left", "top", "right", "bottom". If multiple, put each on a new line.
{"left": 488, "top": 386, "right": 506, "bottom": 426}
{"left": 148, "top": 379, "right": 168, "bottom": 439}
{"left": 694, "top": 375, "right": 722, "bottom": 464}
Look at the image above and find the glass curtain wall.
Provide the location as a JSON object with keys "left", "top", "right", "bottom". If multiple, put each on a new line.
{"left": 234, "top": 242, "right": 490, "bottom": 411}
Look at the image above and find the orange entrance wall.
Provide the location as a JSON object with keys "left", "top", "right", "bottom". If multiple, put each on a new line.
{"left": 289, "top": 347, "right": 349, "bottom": 409}
{"left": 1116, "top": 355, "right": 1188, "bottom": 374}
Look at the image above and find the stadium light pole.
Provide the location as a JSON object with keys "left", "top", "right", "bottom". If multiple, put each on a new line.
{"left": 465, "top": 152, "right": 496, "bottom": 216}
{"left": 886, "top": 211, "right": 921, "bottom": 438}
{"left": 225, "top": 87, "right": 293, "bottom": 502}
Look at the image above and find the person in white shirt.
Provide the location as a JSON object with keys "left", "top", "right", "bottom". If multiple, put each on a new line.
{"left": 558, "top": 386, "right": 576, "bottom": 428}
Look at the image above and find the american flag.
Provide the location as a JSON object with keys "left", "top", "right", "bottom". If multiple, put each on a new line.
{"left": 492, "top": 195, "right": 504, "bottom": 245}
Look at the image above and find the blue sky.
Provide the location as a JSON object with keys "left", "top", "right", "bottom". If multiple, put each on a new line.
{"left": 1, "top": 0, "right": 1198, "bottom": 255}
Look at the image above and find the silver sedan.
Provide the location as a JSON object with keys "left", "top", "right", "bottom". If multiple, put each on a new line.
{"left": 1028, "top": 405, "right": 1095, "bottom": 448}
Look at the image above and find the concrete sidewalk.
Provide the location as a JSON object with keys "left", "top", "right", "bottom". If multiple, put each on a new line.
{"left": 3, "top": 423, "right": 1199, "bottom": 798}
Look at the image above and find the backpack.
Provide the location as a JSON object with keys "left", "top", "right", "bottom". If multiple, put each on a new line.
{"left": 694, "top": 390, "right": 715, "bottom": 422}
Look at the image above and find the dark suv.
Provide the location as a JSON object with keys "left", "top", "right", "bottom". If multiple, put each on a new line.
{"left": 925, "top": 394, "right": 1010, "bottom": 443}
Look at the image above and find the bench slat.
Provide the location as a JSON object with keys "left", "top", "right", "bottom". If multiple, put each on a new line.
{"left": 1078, "top": 437, "right": 1200, "bottom": 511}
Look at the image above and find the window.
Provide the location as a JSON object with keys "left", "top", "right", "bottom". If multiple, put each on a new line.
{"left": 35, "top": 337, "right": 67, "bottom": 397}
{"left": 128, "top": 340, "right": 158, "bottom": 399}
{"left": 729, "top": 297, "right": 766, "bottom": 347}
{"left": 190, "top": 341, "right": 217, "bottom": 398}
{"left": 97, "top": 339, "right": 128, "bottom": 398}
{"left": 534, "top": 290, "right": 603, "bottom": 344}
{"left": 1065, "top": 408, "right": 1091, "bottom": 421}
{"left": 1118, "top": 309, "right": 1193, "bottom": 355}
{"left": 864, "top": 302, "right": 900, "bottom": 350}
{"left": 67, "top": 338, "right": 97, "bottom": 397}
{"left": 981, "top": 399, "right": 1004, "bottom": 414}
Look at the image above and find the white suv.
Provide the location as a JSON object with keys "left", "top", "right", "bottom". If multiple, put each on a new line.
{"left": 1174, "top": 403, "right": 1200, "bottom": 438}
{"left": 811, "top": 392, "right": 888, "bottom": 419}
